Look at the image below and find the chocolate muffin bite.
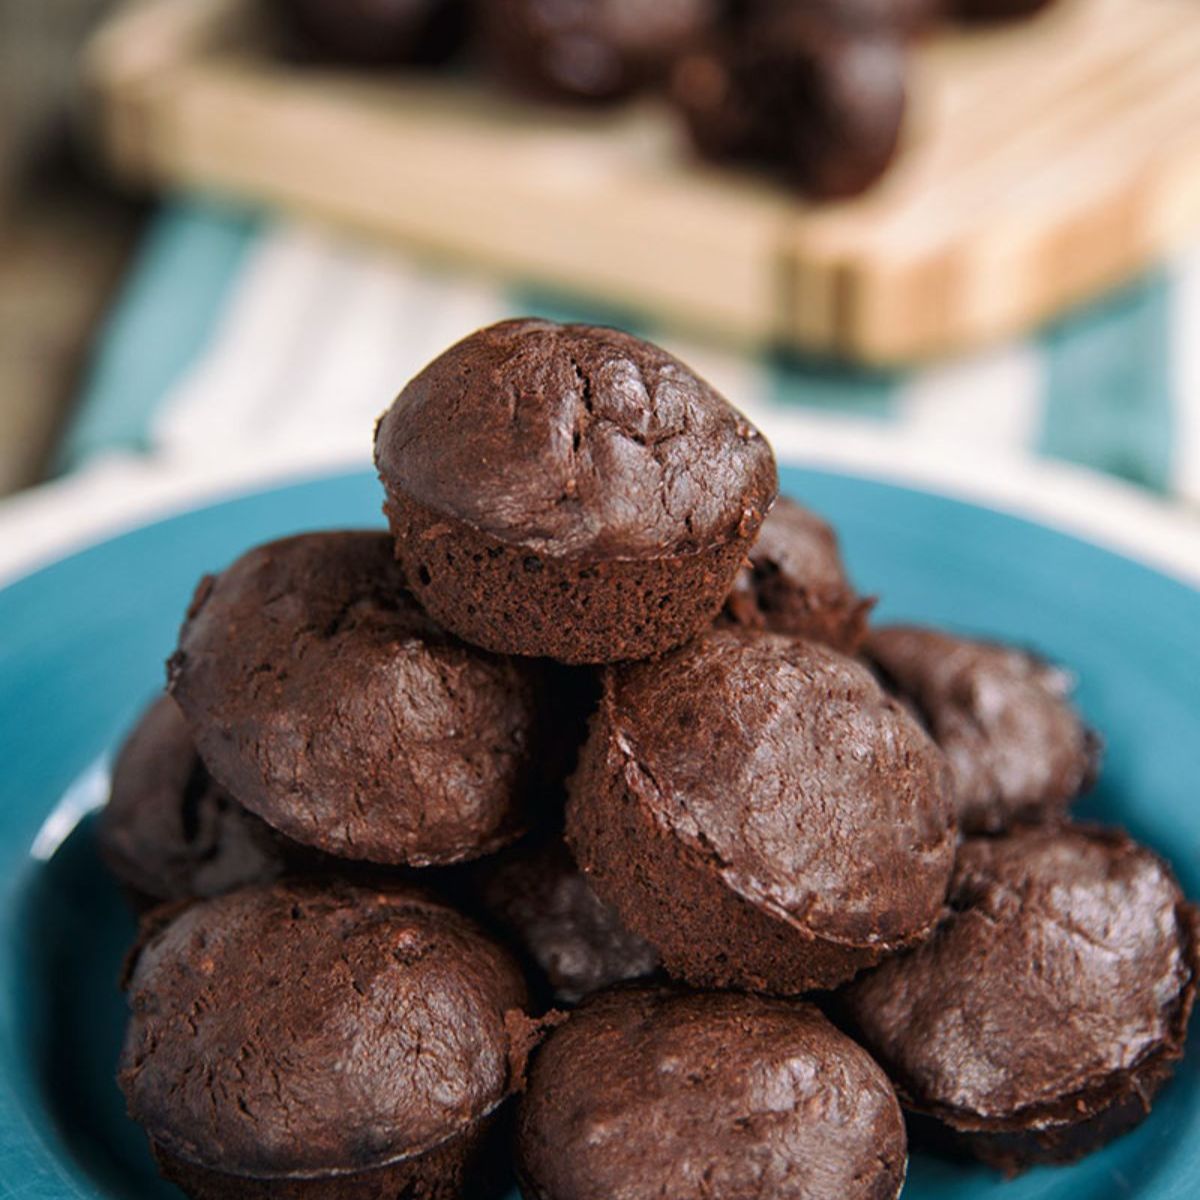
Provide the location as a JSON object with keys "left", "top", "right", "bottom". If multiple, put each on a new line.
{"left": 673, "top": 9, "right": 908, "bottom": 198}
{"left": 375, "top": 320, "right": 777, "bottom": 664}
{"left": 169, "top": 530, "right": 543, "bottom": 866}
{"left": 567, "top": 628, "right": 956, "bottom": 993}
{"left": 517, "top": 986, "right": 908, "bottom": 1200}
{"left": 721, "top": 495, "right": 872, "bottom": 653}
{"left": 480, "top": 0, "right": 720, "bottom": 104}
{"left": 865, "top": 625, "right": 1100, "bottom": 834}
{"left": 120, "top": 880, "right": 530, "bottom": 1199}
{"left": 97, "top": 695, "right": 308, "bottom": 908}
{"left": 844, "top": 823, "right": 1199, "bottom": 1172}
{"left": 473, "top": 838, "right": 660, "bottom": 1005}
{"left": 270, "top": 0, "right": 470, "bottom": 66}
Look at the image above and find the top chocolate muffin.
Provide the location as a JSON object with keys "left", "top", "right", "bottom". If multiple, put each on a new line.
{"left": 375, "top": 319, "right": 777, "bottom": 663}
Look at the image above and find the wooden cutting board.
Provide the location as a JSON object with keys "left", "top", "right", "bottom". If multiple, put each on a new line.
{"left": 86, "top": 0, "right": 1200, "bottom": 365}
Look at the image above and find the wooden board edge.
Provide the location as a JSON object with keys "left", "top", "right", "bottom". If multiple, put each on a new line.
{"left": 788, "top": 169, "right": 1200, "bottom": 366}
{"left": 83, "top": 0, "right": 1200, "bottom": 368}
{"left": 82, "top": 0, "right": 239, "bottom": 181}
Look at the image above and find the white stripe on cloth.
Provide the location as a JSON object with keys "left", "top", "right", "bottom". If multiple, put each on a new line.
{"left": 152, "top": 225, "right": 342, "bottom": 453}
{"left": 152, "top": 224, "right": 508, "bottom": 462}
{"left": 1172, "top": 242, "right": 1200, "bottom": 509}
{"left": 897, "top": 342, "right": 1044, "bottom": 460}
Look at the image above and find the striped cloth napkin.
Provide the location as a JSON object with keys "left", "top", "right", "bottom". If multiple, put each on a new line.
{"left": 60, "top": 200, "right": 1200, "bottom": 510}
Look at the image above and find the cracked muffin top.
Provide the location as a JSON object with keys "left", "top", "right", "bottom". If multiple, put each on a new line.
{"left": 168, "top": 531, "right": 542, "bottom": 865}
{"left": 865, "top": 625, "right": 1100, "bottom": 833}
{"left": 119, "top": 880, "right": 529, "bottom": 1178}
{"left": 844, "top": 824, "right": 1198, "bottom": 1127}
{"left": 516, "top": 986, "right": 907, "bottom": 1200}
{"left": 580, "top": 628, "right": 956, "bottom": 950}
{"left": 374, "top": 319, "right": 777, "bottom": 559}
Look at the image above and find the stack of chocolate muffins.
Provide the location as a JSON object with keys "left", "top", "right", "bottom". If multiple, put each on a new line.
{"left": 270, "top": 0, "right": 1061, "bottom": 200}
{"left": 100, "top": 318, "right": 1197, "bottom": 1199}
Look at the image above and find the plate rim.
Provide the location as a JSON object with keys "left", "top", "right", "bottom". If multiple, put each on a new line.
{"left": 2, "top": 427, "right": 1199, "bottom": 593}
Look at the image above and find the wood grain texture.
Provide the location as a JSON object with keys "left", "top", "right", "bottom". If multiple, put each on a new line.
{"left": 85, "top": 0, "right": 1200, "bottom": 364}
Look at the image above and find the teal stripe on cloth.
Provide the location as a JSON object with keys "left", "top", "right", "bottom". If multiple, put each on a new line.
{"left": 767, "top": 352, "right": 901, "bottom": 421}
{"left": 1038, "top": 272, "right": 1175, "bottom": 493}
{"left": 55, "top": 198, "right": 261, "bottom": 473}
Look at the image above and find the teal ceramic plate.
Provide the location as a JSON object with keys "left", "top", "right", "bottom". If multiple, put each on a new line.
{"left": 1, "top": 464, "right": 1198, "bottom": 1200}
